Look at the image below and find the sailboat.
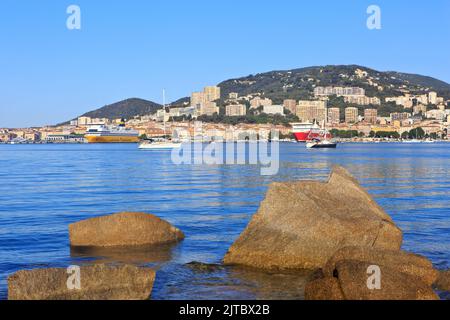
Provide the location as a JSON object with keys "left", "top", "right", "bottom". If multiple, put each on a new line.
{"left": 138, "top": 90, "right": 182, "bottom": 150}
{"left": 306, "top": 138, "right": 337, "bottom": 149}
{"left": 306, "top": 120, "right": 337, "bottom": 149}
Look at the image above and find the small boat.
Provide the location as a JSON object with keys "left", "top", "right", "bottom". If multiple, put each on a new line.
{"left": 305, "top": 121, "right": 337, "bottom": 149}
{"left": 139, "top": 89, "right": 181, "bottom": 150}
{"left": 138, "top": 138, "right": 181, "bottom": 150}
{"left": 306, "top": 138, "right": 337, "bottom": 149}
{"left": 402, "top": 139, "right": 421, "bottom": 144}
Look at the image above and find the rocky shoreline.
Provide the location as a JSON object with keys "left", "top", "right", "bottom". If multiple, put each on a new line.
{"left": 7, "top": 166, "right": 450, "bottom": 300}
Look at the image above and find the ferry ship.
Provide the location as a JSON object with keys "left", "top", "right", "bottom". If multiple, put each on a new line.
{"left": 84, "top": 119, "right": 139, "bottom": 143}
{"left": 291, "top": 122, "right": 332, "bottom": 142}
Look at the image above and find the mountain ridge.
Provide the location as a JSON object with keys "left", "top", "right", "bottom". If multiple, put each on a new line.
{"left": 66, "top": 65, "right": 450, "bottom": 123}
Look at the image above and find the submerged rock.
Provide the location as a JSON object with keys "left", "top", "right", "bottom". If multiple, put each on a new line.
{"left": 8, "top": 264, "right": 155, "bottom": 300}
{"left": 185, "top": 261, "right": 225, "bottom": 273}
{"left": 224, "top": 166, "right": 402, "bottom": 270}
{"left": 323, "top": 246, "right": 438, "bottom": 286}
{"left": 435, "top": 269, "right": 450, "bottom": 292}
{"left": 69, "top": 212, "right": 184, "bottom": 247}
{"left": 305, "top": 259, "right": 438, "bottom": 300}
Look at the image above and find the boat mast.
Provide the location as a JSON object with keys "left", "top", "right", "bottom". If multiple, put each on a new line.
{"left": 163, "top": 89, "right": 166, "bottom": 137}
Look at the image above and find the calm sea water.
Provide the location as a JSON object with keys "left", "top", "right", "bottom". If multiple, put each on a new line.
{"left": 0, "top": 142, "right": 449, "bottom": 300}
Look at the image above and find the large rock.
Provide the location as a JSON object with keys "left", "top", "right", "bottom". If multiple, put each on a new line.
{"left": 69, "top": 212, "right": 184, "bottom": 247}
{"left": 434, "top": 269, "right": 450, "bottom": 292}
{"left": 306, "top": 260, "right": 438, "bottom": 300}
{"left": 223, "top": 166, "right": 402, "bottom": 270}
{"left": 8, "top": 264, "right": 155, "bottom": 300}
{"left": 323, "top": 246, "right": 438, "bottom": 286}
{"left": 304, "top": 277, "right": 344, "bottom": 300}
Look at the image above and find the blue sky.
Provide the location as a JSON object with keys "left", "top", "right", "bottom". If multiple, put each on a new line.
{"left": 0, "top": 0, "right": 449, "bottom": 128}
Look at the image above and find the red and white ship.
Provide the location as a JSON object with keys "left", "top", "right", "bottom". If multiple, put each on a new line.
{"left": 291, "top": 122, "right": 332, "bottom": 142}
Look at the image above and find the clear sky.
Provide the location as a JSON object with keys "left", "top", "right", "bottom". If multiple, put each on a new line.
{"left": 1, "top": 0, "right": 449, "bottom": 128}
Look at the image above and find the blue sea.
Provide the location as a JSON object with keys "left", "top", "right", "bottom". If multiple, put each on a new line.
{"left": 0, "top": 142, "right": 449, "bottom": 300}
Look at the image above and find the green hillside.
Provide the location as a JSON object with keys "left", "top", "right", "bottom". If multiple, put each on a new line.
{"left": 80, "top": 98, "right": 162, "bottom": 120}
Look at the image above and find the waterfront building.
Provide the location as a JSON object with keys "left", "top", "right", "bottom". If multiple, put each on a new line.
{"left": 24, "top": 132, "right": 41, "bottom": 141}
{"left": 0, "top": 132, "right": 13, "bottom": 142}
{"left": 225, "top": 104, "right": 247, "bottom": 116}
{"left": 263, "top": 105, "right": 284, "bottom": 116}
{"left": 327, "top": 108, "right": 340, "bottom": 124}
{"left": 45, "top": 134, "right": 86, "bottom": 143}
{"left": 297, "top": 100, "right": 327, "bottom": 123}
{"left": 283, "top": 99, "right": 297, "bottom": 114}
{"left": 345, "top": 107, "right": 359, "bottom": 123}
{"left": 364, "top": 108, "right": 378, "bottom": 124}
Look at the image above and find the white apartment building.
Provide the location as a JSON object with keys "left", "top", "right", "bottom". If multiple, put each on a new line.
{"left": 314, "top": 86, "right": 365, "bottom": 97}
{"left": 263, "top": 105, "right": 284, "bottom": 116}
{"left": 344, "top": 96, "right": 381, "bottom": 105}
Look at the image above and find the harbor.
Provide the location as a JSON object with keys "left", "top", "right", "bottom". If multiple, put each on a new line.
{"left": 0, "top": 142, "right": 449, "bottom": 300}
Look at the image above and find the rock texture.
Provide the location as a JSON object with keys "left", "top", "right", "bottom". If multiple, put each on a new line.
{"left": 69, "top": 212, "right": 184, "bottom": 247}
{"left": 8, "top": 264, "right": 155, "bottom": 300}
{"left": 223, "top": 166, "right": 402, "bottom": 270}
{"left": 323, "top": 246, "right": 438, "bottom": 286}
{"left": 434, "top": 269, "right": 450, "bottom": 292}
{"left": 304, "top": 277, "right": 345, "bottom": 300}
{"left": 306, "top": 258, "right": 439, "bottom": 300}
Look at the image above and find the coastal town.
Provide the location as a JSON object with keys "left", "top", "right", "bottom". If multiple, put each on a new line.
{"left": 2, "top": 69, "right": 450, "bottom": 143}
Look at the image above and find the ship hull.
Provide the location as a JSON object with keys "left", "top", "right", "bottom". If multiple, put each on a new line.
{"left": 85, "top": 135, "right": 139, "bottom": 143}
{"left": 306, "top": 142, "right": 337, "bottom": 149}
{"left": 293, "top": 132, "right": 329, "bottom": 142}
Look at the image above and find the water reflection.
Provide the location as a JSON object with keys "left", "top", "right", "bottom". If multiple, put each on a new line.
{"left": 153, "top": 263, "right": 313, "bottom": 300}
{"left": 70, "top": 243, "right": 179, "bottom": 266}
